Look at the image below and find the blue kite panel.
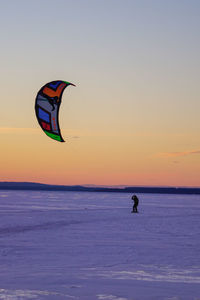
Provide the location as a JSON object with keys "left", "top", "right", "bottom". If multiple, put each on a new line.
{"left": 38, "top": 107, "right": 50, "bottom": 122}
{"left": 48, "top": 81, "right": 62, "bottom": 89}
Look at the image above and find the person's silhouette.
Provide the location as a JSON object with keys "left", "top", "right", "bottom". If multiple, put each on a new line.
{"left": 131, "top": 195, "right": 139, "bottom": 213}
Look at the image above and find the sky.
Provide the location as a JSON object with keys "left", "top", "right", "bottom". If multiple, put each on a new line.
{"left": 0, "top": 0, "right": 200, "bottom": 187}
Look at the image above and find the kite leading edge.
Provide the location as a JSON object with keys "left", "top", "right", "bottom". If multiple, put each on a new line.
{"left": 35, "top": 80, "right": 75, "bottom": 142}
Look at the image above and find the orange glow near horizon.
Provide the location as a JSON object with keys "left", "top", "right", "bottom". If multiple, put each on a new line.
{"left": 0, "top": 128, "right": 199, "bottom": 187}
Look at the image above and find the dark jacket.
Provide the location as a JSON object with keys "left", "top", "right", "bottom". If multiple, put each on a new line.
{"left": 132, "top": 195, "right": 139, "bottom": 206}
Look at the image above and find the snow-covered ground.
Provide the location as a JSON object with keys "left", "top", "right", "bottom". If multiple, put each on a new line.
{"left": 0, "top": 190, "right": 199, "bottom": 300}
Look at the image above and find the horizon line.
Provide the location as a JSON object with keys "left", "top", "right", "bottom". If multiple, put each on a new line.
{"left": 0, "top": 181, "right": 200, "bottom": 189}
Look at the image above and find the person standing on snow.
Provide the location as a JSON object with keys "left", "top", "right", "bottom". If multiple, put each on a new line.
{"left": 131, "top": 194, "right": 139, "bottom": 213}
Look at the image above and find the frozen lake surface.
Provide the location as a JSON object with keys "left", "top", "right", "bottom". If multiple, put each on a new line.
{"left": 0, "top": 190, "right": 199, "bottom": 300}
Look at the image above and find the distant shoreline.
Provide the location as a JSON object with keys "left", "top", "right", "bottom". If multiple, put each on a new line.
{"left": 0, "top": 182, "right": 200, "bottom": 195}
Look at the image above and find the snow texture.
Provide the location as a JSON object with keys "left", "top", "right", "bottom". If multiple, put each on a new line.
{"left": 0, "top": 191, "right": 200, "bottom": 300}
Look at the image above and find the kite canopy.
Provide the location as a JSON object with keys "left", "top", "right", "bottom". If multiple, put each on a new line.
{"left": 35, "top": 80, "right": 75, "bottom": 142}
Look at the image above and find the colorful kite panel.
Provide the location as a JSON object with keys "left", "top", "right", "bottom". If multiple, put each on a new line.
{"left": 35, "top": 80, "right": 75, "bottom": 142}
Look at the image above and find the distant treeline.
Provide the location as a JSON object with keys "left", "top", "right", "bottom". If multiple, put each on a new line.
{"left": 0, "top": 182, "right": 200, "bottom": 194}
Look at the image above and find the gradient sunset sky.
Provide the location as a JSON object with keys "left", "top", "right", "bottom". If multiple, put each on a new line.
{"left": 0, "top": 0, "right": 199, "bottom": 186}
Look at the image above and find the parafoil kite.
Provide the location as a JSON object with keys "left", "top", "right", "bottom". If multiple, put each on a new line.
{"left": 35, "top": 80, "right": 75, "bottom": 142}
